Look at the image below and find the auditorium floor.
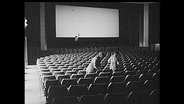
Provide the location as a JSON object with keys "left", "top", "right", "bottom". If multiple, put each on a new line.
{"left": 25, "top": 65, "right": 46, "bottom": 104}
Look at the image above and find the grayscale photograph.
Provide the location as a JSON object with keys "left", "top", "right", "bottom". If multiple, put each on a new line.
{"left": 25, "top": 2, "right": 160, "bottom": 104}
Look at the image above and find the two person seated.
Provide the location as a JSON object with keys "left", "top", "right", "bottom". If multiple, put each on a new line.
{"left": 86, "top": 52, "right": 119, "bottom": 73}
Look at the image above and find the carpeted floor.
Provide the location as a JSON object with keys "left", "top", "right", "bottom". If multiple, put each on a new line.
{"left": 25, "top": 65, "right": 46, "bottom": 104}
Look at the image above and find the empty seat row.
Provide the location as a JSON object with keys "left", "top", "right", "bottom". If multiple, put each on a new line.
{"left": 50, "top": 89, "right": 160, "bottom": 104}
{"left": 42, "top": 73, "right": 159, "bottom": 95}
{"left": 46, "top": 80, "right": 159, "bottom": 103}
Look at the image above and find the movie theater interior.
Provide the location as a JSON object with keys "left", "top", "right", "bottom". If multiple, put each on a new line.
{"left": 24, "top": 2, "right": 160, "bottom": 104}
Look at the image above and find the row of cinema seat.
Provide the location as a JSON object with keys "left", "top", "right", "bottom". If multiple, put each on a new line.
{"left": 46, "top": 80, "right": 159, "bottom": 104}
{"left": 39, "top": 46, "right": 156, "bottom": 57}
{"left": 41, "top": 68, "right": 159, "bottom": 96}
{"left": 41, "top": 68, "right": 159, "bottom": 92}
{"left": 50, "top": 89, "right": 159, "bottom": 104}
{"left": 37, "top": 50, "right": 160, "bottom": 104}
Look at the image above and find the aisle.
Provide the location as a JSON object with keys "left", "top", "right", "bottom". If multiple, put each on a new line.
{"left": 25, "top": 65, "right": 46, "bottom": 104}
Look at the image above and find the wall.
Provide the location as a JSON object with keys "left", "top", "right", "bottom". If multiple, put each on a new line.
{"left": 149, "top": 3, "right": 160, "bottom": 44}
{"left": 25, "top": 2, "right": 40, "bottom": 48}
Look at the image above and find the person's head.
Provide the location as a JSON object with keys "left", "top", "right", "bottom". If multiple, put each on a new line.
{"left": 98, "top": 52, "right": 105, "bottom": 59}
{"left": 113, "top": 52, "right": 118, "bottom": 56}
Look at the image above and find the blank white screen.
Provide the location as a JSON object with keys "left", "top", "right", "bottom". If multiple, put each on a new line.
{"left": 56, "top": 5, "right": 119, "bottom": 38}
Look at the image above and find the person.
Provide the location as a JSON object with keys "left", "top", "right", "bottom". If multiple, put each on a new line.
{"left": 74, "top": 33, "right": 80, "bottom": 41}
{"left": 86, "top": 52, "right": 104, "bottom": 73}
{"left": 108, "top": 52, "right": 119, "bottom": 71}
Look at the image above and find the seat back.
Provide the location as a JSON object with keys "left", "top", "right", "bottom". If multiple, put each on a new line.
{"left": 70, "top": 74, "right": 84, "bottom": 81}
{"left": 44, "top": 79, "right": 61, "bottom": 96}
{"left": 101, "top": 69, "right": 113, "bottom": 73}
{"left": 88, "top": 83, "right": 107, "bottom": 95}
{"left": 125, "top": 70, "right": 136, "bottom": 76}
{"left": 149, "top": 89, "right": 160, "bottom": 104}
{"left": 98, "top": 72, "right": 112, "bottom": 77}
{"left": 139, "top": 74, "right": 153, "bottom": 82}
{"left": 107, "top": 82, "right": 126, "bottom": 93}
{"left": 53, "top": 71, "right": 65, "bottom": 77}
{"left": 110, "top": 75, "right": 125, "bottom": 83}
{"left": 65, "top": 71, "right": 77, "bottom": 77}
{"left": 94, "top": 76, "right": 110, "bottom": 84}
{"left": 51, "top": 96, "right": 79, "bottom": 104}
{"left": 85, "top": 73, "right": 98, "bottom": 79}
{"left": 73, "top": 68, "right": 83, "bottom": 73}
{"left": 57, "top": 74, "right": 70, "bottom": 81}
{"left": 61, "top": 78, "right": 77, "bottom": 88}
{"left": 112, "top": 71, "right": 124, "bottom": 76}
{"left": 79, "top": 94, "right": 104, "bottom": 104}
{"left": 136, "top": 70, "right": 148, "bottom": 76}
{"left": 144, "top": 80, "right": 159, "bottom": 92}
{"left": 127, "top": 91, "right": 150, "bottom": 104}
{"left": 41, "top": 72, "right": 53, "bottom": 77}
{"left": 47, "top": 86, "right": 69, "bottom": 104}
{"left": 78, "top": 77, "right": 94, "bottom": 86}
{"left": 77, "top": 70, "right": 86, "bottom": 75}
{"left": 68, "top": 84, "right": 88, "bottom": 97}
{"left": 126, "top": 81, "right": 145, "bottom": 92}
{"left": 129, "top": 75, "right": 140, "bottom": 82}
{"left": 104, "top": 92, "right": 127, "bottom": 104}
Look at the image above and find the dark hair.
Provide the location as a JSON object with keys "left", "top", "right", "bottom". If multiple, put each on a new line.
{"left": 114, "top": 51, "right": 118, "bottom": 55}
{"left": 98, "top": 52, "right": 105, "bottom": 58}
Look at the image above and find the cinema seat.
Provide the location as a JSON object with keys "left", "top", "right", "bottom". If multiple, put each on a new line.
{"left": 77, "top": 77, "right": 94, "bottom": 86}
{"left": 61, "top": 68, "right": 72, "bottom": 73}
{"left": 101, "top": 69, "right": 113, "bottom": 73}
{"left": 39, "top": 65, "right": 48, "bottom": 69}
{"left": 72, "top": 67, "right": 83, "bottom": 73}
{"left": 65, "top": 70, "right": 77, "bottom": 77}
{"left": 98, "top": 72, "right": 112, "bottom": 77}
{"left": 79, "top": 94, "right": 104, "bottom": 104}
{"left": 110, "top": 75, "right": 125, "bottom": 83}
{"left": 126, "top": 81, "right": 145, "bottom": 92}
{"left": 70, "top": 74, "right": 84, "bottom": 81}
{"left": 88, "top": 83, "right": 107, "bottom": 95}
{"left": 94, "top": 76, "right": 110, "bottom": 84}
{"left": 44, "top": 79, "right": 61, "bottom": 96}
{"left": 149, "top": 89, "right": 160, "bottom": 104}
{"left": 152, "top": 72, "right": 160, "bottom": 80}
{"left": 107, "top": 82, "right": 126, "bottom": 93}
{"left": 114, "top": 68, "right": 124, "bottom": 72}
{"left": 46, "top": 86, "right": 69, "bottom": 104}
{"left": 40, "top": 69, "right": 50, "bottom": 73}
{"left": 53, "top": 71, "right": 65, "bottom": 77}
{"left": 41, "top": 72, "right": 53, "bottom": 77}
{"left": 50, "top": 69, "right": 61, "bottom": 73}
{"left": 123, "top": 75, "right": 131, "bottom": 83}
{"left": 127, "top": 91, "right": 150, "bottom": 104}
{"left": 124, "top": 70, "right": 136, "bottom": 76}
{"left": 42, "top": 75, "right": 56, "bottom": 85}
{"left": 112, "top": 71, "right": 124, "bottom": 76}
{"left": 144, "top": 80, "right": 159, "bottom": 92}
{"left": 139, "top": 74, "right": 154, "bottom": 82}
{"left": 136, "top": 70, "right": 148, "bottom": 76}
{"left": 49, "top": 66, "right": 58, "bottom": 69}
{"left": 104, "top": 92, "right": 127, "bottom": 104}
{"left": 61, "top": 78, "right": 77, "bottom": 88}
{"left": 57, "top": 74, "right": 70, "bottom": 81}
{"left": 58, "top": 66, "right": 68, "bottom": 70}
{"left": 51, "top": 96, "right": 79, "bottom": 104}
{"left": 85, "top": 73, "right": 98, "bottom": 79}
{"left": 68, "top": 84, "right": 88, "bottom": 97}
{"left": 129, "top": 75, "right": 140, "bottom": 82}
{"left": 77, "top": 70, "right": 86, "bottom": 75}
